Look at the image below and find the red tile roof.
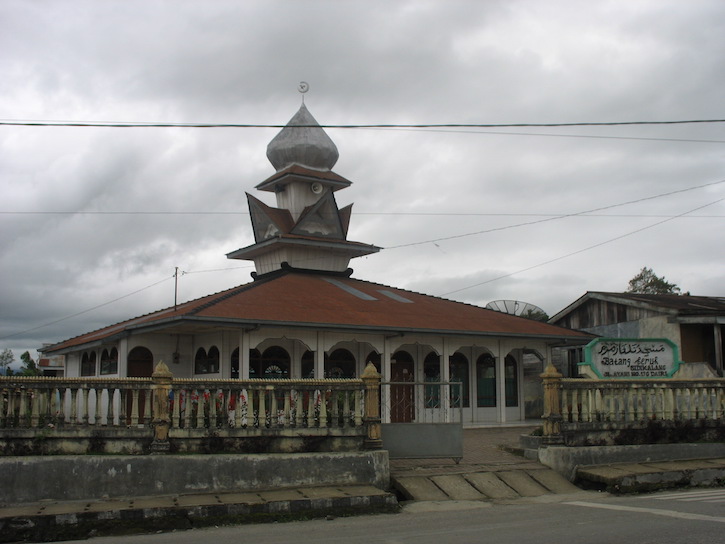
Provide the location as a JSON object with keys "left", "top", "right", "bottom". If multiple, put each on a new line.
{"left": 43, "top": 270, "right": 592, "bottom": 353}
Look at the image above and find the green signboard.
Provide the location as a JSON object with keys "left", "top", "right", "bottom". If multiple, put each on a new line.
{"left": 580, "top": 338, "right": 682, "bottom": 379}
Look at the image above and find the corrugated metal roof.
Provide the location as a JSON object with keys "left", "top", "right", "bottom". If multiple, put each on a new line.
{"left": 549, "top": 291, "right": 725, "bottom": 322}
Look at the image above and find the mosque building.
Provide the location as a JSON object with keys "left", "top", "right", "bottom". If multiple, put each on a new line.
{"left": 41, "top": 101, "right": 591, "bottom": 425}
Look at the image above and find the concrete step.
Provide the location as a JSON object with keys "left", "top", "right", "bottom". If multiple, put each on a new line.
{"left": 0, "top": 485, "right": 399, "bottom": 542}
{"left": 576, "top": 458, "right": 725, "bottom": 493}
{"left": 392, "top": 468, "right": 579, "bottom": 502}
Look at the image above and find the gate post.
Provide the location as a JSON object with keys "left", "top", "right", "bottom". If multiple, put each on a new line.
{"left": 150, "top": 360, "right": 173, "bottom": 453}
{"left": 362, "top": 362, "right": 382, "bottom": 450}
{"left": 541, "top": 361, "right": 564, "bottom": 444}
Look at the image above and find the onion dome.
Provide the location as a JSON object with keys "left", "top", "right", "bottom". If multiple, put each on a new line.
{"left": 266, "top": 103, "right": 339, "bottom": 172}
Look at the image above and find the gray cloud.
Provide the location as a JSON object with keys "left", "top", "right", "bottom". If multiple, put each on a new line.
{"left": 1, "top": 0, "right": 723, "bottom": 359}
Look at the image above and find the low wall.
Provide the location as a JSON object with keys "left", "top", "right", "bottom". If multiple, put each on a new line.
{"left": 0, "top": 450, "right": 390, "bottom": 504}
{"left": 0, "top": 427, "right": 365, "bottom": 455}
{"left": 538, "top": 443, "right": 725, "bottom": 481}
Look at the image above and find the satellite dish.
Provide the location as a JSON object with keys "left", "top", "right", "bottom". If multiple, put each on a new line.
{"left": 486, "top": 300, "right": 548, "bottom": 320}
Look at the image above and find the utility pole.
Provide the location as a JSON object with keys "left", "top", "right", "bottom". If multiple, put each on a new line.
{"left": 174, "top": 267, "right": 179, "bottom": 311}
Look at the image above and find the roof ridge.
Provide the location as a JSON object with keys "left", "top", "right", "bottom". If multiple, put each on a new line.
{"left": 187, "top": 276, "right": 279, "bottom": 315}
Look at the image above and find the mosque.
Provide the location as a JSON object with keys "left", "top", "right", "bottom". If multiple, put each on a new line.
{"left": 41, "top": 100, "right": 591, "bottom": 425}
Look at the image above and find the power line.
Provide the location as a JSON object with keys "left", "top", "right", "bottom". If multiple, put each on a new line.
{"left": 0, "top": 276, "right": 173, "bottom": 341}
{"left": 386, "top": 178, "right": 725, "bottom": 249}
{"left": 362, "top": 126, "right": 725, "bottom": 144}
{"left": 4, "top": 179, "right": 725, "bottom": 218}
{"left": 439, "top": 197, "right": 725, "bottom": 297}
{"left": 2, "top": 118, "right": 725, "bottom": 128}
{"left": 2, "top": 210, "right": 723, "bottom": 218}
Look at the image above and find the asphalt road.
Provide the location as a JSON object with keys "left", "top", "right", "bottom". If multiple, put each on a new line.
{"left": 65, "top": 489, "right": 725, "bottom": 544}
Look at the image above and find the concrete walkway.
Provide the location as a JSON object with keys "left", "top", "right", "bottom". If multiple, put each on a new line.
{"left": 390, "top": 425, "right": 582, "bottom": 501}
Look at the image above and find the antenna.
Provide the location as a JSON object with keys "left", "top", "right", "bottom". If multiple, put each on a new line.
{"left": 486, "top": 300, "right": 548, "bottom": 320}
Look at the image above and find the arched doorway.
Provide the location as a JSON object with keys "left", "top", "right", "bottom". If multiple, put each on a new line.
{"left": 301, "top": 350, "right": 315, "bottom": 378}
{"left": 127, "top": 346, "right": 153, "bottom": 377}
{"left": 391, "top": 350, "right": 414, "bottom": 422}
{"left": 423, "top": 351, "right": 440, "bottom": 408}
{"left": 476, "top": 353, "right": 496, "bottom": 408}
{"left": 261, "top": 346, "right": 290, "bottom": 378}
{"left": 230, "top": 348, "right": 239, "bottom": 379}
{"left": 126, "top": 346, "right": 154, "bottom": 424}
{"left": 449, "top": 352, "right": 470, "bottom": 408}
{"left": 325, "top": 348, "right": 356, "bottom": 378}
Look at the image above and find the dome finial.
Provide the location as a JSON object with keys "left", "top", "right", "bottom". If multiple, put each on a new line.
{"left": 298, "top": 81, "right": 309, "bottom": 104}
{"left": 266, "top": 95, "right": 339, "bottom": 172}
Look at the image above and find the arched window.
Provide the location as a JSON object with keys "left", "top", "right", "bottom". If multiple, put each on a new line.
{"left": 194, "top": 346, "right": 220, "bottom": 374}
{"left": 80, "top": 352, "right": 96, "bottom": 376}
{"left": 505, "top": 354, "right": 519, "bottom": 407}
{"left": 325, "top": 348, "right": 356, "bottom": 378}
{"left": 476, "top": 353, "right": 496, "bottom": 407}
{"left": 449, "top": 352, "right": 470, "bottom": 408}
{"left": 100, "top": 348, "right": 118, "bottom": 375}
{"left": 194, "top": 348, "right": 208, "bottom": 374}
{"left": 207, "top": 346, "right": 220, "bottom": 374}
{"left": 230, "top": 348, "right": 240, "bottom": 379}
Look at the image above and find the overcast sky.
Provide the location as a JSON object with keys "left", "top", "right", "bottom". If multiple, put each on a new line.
{"left": 1, "top": 0, "right": 724, "bottom": 362}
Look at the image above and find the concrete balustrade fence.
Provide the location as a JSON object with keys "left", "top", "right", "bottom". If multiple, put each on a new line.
{"left": 0, "top": 362, "right": 383, "bottom": 455}
{"left": 561, "top": 379, "right": 725, "bottom": 423}
{"left": 540, "top": 362, "right": 725, "bottom": 446}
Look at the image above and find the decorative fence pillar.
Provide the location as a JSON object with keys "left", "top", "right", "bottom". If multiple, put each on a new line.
{"left": 541, "top": 361, "right": 563, "bottom": 444}
{"left": 150, "top": 361, "right": 173, "bottom": 453}
{"left": 361, "top": 362, "right": 382, "bottom": 450}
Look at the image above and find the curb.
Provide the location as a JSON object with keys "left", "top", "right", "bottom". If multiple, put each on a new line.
{"left": 0, "top": 488, "right": 399, "bottom": 542}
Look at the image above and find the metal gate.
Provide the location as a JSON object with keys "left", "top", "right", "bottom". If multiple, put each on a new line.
{"left": 381, "top": 381, "right": 463, "bottom": 462}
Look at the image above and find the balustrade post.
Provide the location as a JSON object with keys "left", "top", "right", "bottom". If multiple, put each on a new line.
{"left": 540, "top": 362, "right": 563, "bottom": 443}
{"left": 361, "top": 362, "right": 382, "bottom": 449}
{"left": 150, "top": 361, "right": 173, "bottom": 453}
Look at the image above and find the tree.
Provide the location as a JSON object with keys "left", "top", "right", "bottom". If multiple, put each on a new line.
{"left": 20, "top": 351, "right": 39, "bottom": 376}
{"left": 0, "top": 348, "right": 14, "bottom": 375}
{"left": 626, "top": 267, "right": 681, "bottom": 295}
{"left": 521, "top": 308, "right": 550, "bottom": 322}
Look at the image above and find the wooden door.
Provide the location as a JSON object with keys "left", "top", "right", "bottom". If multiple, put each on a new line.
{"left": 391, "top": 360, "right": 414, "bottom": 423}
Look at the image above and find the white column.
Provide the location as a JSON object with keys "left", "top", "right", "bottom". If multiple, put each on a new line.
{"left": 220, "top": 331, "right": 230, "bottom": 379}
{"left": 381, "top": 336, "right": 392, "bottom": 423}
{"left": 442, "top": 337, "right": 451, "bottom": 422}
{"left": 314, "top": 331, "right": 325, "bottom": 378}
{"left": 240, "top": 331, "right": 250, "bottom": 379}
{"left": 118, "top": 338, "right": 129, "bottom": 377}
{"left": 496, "top": 340, "right": 506, "bottom": 423}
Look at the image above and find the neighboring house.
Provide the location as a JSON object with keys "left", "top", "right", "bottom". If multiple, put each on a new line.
{"left": 40, "top": 102, "right": 592, "bottom": 425}
{"left": 549, "top": 292, "right": 725, "bottom": 378}
{"left": 38, "top": 354, "right": 65, "bottom": 377}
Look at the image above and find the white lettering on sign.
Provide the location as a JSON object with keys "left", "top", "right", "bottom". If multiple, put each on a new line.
{"left": 584, "top": 339, "right": 679, "bottom": 379}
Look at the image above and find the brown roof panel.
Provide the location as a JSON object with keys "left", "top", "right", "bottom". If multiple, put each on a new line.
{"left": 44, "top": 271, "right": 591, "bottom": 353}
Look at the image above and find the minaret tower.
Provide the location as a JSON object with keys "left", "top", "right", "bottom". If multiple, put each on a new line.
{"left": 227, "top": 92, "right": 380, "bottom": 276}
